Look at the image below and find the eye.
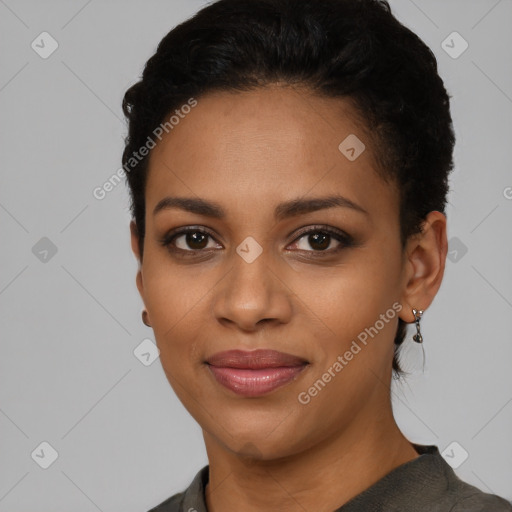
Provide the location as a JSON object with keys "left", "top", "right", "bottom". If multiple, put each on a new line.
{"left": 161, "top": 227, "right": 222, "bottom": 253}
{"left": 160, "top": 224, "right": 355, "bottom": 257}
{"left": 288, "top": 225, "right": 354, "bottom": 253}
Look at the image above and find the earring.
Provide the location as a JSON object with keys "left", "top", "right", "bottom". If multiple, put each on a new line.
{"left": 141, "top": 309, "right": 151, "bottom": 327}
{"left": 412, "top": 308, "right": 423, "bottom": 343}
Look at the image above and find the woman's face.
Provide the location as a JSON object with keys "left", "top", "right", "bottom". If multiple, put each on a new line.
{"left": 132, "top": 86, "right": 419, "bottom": 459}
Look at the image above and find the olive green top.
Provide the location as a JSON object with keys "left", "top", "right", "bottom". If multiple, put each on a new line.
{"left": 147, "top": 444, "right": 512, "bottom": 511}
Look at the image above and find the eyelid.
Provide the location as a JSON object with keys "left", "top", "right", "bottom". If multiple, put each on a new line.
{"left": 290, "top": 224, "right": 351, "bottom": 243}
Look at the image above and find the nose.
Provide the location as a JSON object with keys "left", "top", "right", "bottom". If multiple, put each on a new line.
{"left": 212, "top": 249, "right": 293, "bottom": 332}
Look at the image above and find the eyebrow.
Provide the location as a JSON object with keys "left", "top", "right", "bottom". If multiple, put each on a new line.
{"left": 153, "top": 194, "right": 369, "bottom": 220}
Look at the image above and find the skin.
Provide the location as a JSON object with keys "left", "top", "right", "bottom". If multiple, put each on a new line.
{"left": 130, "top": 85, "right": 448, "bottom": 512}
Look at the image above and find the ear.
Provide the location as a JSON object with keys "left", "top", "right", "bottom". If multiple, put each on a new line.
{"left": 398, "top": 211, "right": 448, "bottom": 323}
{"left": 130, "top": 220, "right": 145, "bottom": 300}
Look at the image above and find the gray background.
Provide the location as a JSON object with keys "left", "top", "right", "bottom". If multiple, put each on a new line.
{"left": 1, "top": 0, "right": 511, "bottom": 510}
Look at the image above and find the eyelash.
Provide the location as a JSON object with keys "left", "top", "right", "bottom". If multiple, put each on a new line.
{"left": 159, "top": 225, "right": 355, "bottom": 258}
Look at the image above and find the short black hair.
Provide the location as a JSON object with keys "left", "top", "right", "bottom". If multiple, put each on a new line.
{"left": 122, "top": 0, "right": 455, "bottom": 378}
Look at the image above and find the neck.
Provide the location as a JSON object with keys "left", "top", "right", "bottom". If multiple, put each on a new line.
{"left": 203, "top": 403, "right": 419, "bottom": 512}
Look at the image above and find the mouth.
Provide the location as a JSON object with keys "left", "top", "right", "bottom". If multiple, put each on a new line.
{"left": 205, "top": 349, "right": 309, "bottom": 397}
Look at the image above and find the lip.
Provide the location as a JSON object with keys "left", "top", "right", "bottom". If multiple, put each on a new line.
{"left": 206, "top": 349, "right": 309, "bottom": 397}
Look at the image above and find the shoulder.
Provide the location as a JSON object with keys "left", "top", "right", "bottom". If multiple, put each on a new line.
{"left": 375, "top": 444, "right": 512, "bottom": 512}
{"left": 439, "top": 452, "right": 512, "bottom": 511}
{"left": 145, "top": 465, "right": 209, "bottom": 512}
{"left": 448, "top": 487, "right": 512, "bottom": 512}
{"left": 437, "top": 452, "right": 512, "bottom": 511}
{"left": 146, "top": 491, "right": 184, "bottom": 512}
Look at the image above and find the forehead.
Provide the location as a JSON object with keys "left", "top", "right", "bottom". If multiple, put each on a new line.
{"left": 145, "top": 86, "right": 398, "bottom": 224}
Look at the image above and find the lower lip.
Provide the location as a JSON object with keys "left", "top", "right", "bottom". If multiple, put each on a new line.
{"left": 207, "top": 365, "right": 307, "bottom": 397}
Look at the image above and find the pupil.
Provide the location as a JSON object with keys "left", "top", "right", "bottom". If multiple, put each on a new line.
{"left": 187, "top": 232, "right": 207, "bottom": 249}
{"left": 309, "top": 233, "right": 330, "bottom": 250}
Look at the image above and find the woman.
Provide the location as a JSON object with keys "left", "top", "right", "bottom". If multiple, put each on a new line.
{"left": 121, "top": 0, "right": 512, "bottom": 510}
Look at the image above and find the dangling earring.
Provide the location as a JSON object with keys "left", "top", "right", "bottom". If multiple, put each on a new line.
{"left": 412, "top": 308, "right": 423, "bottom": 343}
{"left": 142, "top": 309, "right": 151, "bottom": 327}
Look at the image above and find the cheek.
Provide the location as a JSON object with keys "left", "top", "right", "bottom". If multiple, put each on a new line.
{"left": 292, "top": 252, "right": 400, "bottom": 332}
{"left": 286, "top": 256, "right": 403, "bottom": 387}
{"left": 142, "top": 257, "right": 211, "bottom": 367}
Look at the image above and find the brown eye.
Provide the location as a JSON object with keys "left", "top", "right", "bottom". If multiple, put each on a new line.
{"left": 290, "top": 227, "right": 352, "bottom": 253}
{"left": 161, "top": 227, "right": 222, "bottom": 253}
{"left": 181, "top": 231, "right": 209, "bottom": 250}
{"left": 307, "top": 232, "right": 331, "bottom": 251}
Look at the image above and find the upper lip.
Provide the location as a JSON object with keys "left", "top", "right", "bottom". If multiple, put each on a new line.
{"left": 206, "top": 349, "right": 308, "bottom": 369}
